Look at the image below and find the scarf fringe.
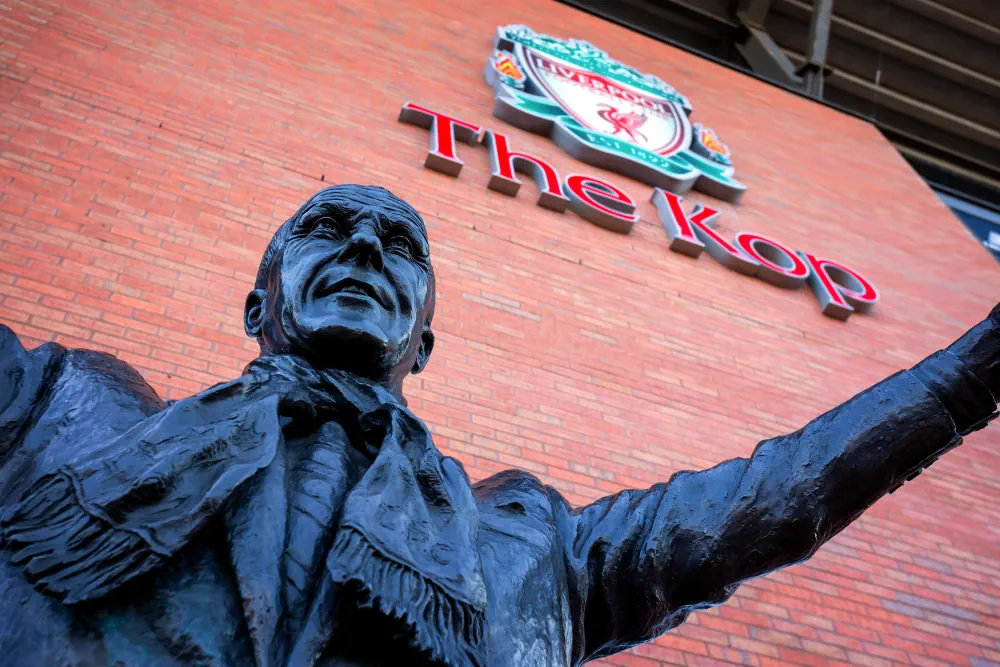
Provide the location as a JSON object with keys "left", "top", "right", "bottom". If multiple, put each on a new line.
{"left": 0, "top": 471, "right": 161, "bottom": 603}
{"left": 327, "top": 527, "right": 486, "bottom": 667}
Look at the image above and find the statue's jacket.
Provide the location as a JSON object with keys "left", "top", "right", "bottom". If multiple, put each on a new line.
{"left": 0, "top": 324, "right": 995, "bottom": 667}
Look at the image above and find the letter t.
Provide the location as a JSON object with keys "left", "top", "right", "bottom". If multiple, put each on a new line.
{"left": 398, "top": 102, "right": 483, "bottom": 176}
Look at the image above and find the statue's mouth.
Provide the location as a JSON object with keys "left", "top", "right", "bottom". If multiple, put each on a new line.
{"left": 315, "top": 275, "right": 389, "bottom": 309}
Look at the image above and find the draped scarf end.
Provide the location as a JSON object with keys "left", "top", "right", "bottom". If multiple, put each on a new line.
{"left": 327, "top": 527, "right": 486, "bottom": 667}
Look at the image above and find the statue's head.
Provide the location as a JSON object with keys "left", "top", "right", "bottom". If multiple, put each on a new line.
{"left": 245, "top": 185, "right": 435, "bottom": 397}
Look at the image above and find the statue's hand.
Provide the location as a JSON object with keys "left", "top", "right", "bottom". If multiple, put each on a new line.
{"left": 948, "top": 302, "right": 1000, "bottom": 397}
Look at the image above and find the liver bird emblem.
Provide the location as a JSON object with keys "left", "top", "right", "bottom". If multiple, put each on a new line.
{"left": 596, "top": 103, "right": 649, "bottom": 144}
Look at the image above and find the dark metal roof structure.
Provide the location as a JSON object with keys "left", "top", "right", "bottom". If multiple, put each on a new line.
{"left": 558, "top": 0, "right": 1000, "bottom": 206}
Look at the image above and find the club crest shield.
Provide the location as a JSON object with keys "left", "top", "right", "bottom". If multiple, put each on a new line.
{"left": 486, "top": 25, "right": 746, "bottom": 203}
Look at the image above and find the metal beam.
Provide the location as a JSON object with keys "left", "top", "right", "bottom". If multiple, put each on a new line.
{"left": 659, "top": 0, "right": 739, "bottom": 28}
{"left": 892, "top": 143, "right": 1000, "bottom": 194}
{"left": 775, "top": 0, "right": 1000, "bottom": 100}
{"left": 737, "top": 0, "right": 774, "bottom": 28}
{"left": 735, "top": 0, "right": 803, "bottom": 87}
{"left": 801, "top": 0, "right": 834, "bottom": 97}
{"left": 557, "top": 0, "right": 741, "bottom": 59}
{"left": 736, "top": 26, "right": 803, "bottom": 85}
{"left": 888, "top": 0, "right": 1000, "bottom": 47}
{"left": 825, "top": 0, "right": 1000, "bottom": 79}
{"left": 784, "top": 48, "right": 1000, "bottom": 152}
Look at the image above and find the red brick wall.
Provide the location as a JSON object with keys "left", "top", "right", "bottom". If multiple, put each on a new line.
{"left": 2, "top": 0, "right": 999, "bottom": 665}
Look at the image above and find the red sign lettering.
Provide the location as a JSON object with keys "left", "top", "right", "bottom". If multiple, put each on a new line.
{"left": 563, "top": 175, "right": 638, "bottom": 233}
{"left": 734, "top": 233, "right": 809, "bottom": 289}
{"left": 650, "top": 189, "right": 757, "bottom": 274}
{"left": 483, "top": 130, "right": 569, "bottom": 212}
{"left": 398, "top": 102, "right": 482, "bottom": 176}
{"left": 400, "top": 103, "right": 880, "bottom": 321}
{"left": 798, "top": 253, "right": 880, "bottom": 320}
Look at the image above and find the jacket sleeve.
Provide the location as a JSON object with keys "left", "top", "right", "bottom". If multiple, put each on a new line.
{"left": 560, "top": 347, "right": 997, "bottom": 664}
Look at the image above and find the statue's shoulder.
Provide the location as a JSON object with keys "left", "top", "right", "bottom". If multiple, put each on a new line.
{"left": 472, "top": 469, "right": 572, "bottom": 552}
{"left": 57, "top": 343, "right": 165, "bottom": 416}
{"left": 473, "top": 468, "right": 560, "bottom": 517}
{"left": 473, "top": 468, "right": 548, "bottom": 495}
{"left": 0, "top": 324, "right": 66, "bottom": 429}
{"left": 0, "top": 324, "right": 165, "bottom": 445}
{"left": 0, "top": 323, "right": 65, "bottom": 376}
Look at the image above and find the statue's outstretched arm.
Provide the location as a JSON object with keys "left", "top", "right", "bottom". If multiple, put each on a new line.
{"left": 558, "top": 305, "right": 999, "bottom": 664}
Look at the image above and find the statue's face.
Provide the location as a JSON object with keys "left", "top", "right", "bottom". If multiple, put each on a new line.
{"left": 246, "top": 191, "right": 434, "bottom": 386}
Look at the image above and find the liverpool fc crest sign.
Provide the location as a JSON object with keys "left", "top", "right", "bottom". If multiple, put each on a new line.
{"left": 397, "top": 26, "right": 881, "bottom": 320}
{"left": 486, "top": 25, "right": 746, "bottom": 203}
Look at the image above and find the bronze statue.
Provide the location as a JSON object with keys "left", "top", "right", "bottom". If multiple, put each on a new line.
{"left": 0, "top": 185, "right": 997, "bottom": 667}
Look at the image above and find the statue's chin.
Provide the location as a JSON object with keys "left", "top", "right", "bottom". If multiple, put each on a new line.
{"left": 293, "top": 316, "right": 396, "bottom": 376}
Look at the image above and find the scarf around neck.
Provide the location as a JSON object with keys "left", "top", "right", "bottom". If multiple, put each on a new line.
{"left": 2, "top": 355, "right": 488, "bottom": 667}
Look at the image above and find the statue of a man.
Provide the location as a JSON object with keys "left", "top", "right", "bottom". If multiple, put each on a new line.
{"left": 0, "top": 185, "right": 997, "bottom": 667}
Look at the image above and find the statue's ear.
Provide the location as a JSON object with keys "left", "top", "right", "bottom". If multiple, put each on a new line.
{"left": 244, "top": 289, "right": 267, "bottom": 338}
{"left": 411, "top": 322, "right": 435, "bottom": 374}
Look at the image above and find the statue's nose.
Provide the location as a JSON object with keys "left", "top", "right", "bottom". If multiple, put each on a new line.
{"left": 341, "top": 228, "right": 384, "bottom": 271}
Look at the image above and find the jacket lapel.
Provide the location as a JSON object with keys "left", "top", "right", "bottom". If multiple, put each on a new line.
{"left": 285, "top": 570, "right": 340, "bottom": 667}
{"left": 225, "top": 436, "right": 288, "bottom": 667}
{"left": 282, "top": 421, "right": 365, "bottom": 639}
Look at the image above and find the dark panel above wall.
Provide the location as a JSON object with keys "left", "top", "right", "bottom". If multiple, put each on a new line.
{"left": 558, "top": 0, "right": 1000, "bottom": 205}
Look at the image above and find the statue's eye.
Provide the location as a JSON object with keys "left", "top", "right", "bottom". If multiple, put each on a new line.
{"left": 293, "top": 214, "right": 338, "bottom": 238}
{"left": 387, "top": 236, "right": 413, "bottom": 255}
{"left": 309, "top": 216, "right": 342, "bottom": 237}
